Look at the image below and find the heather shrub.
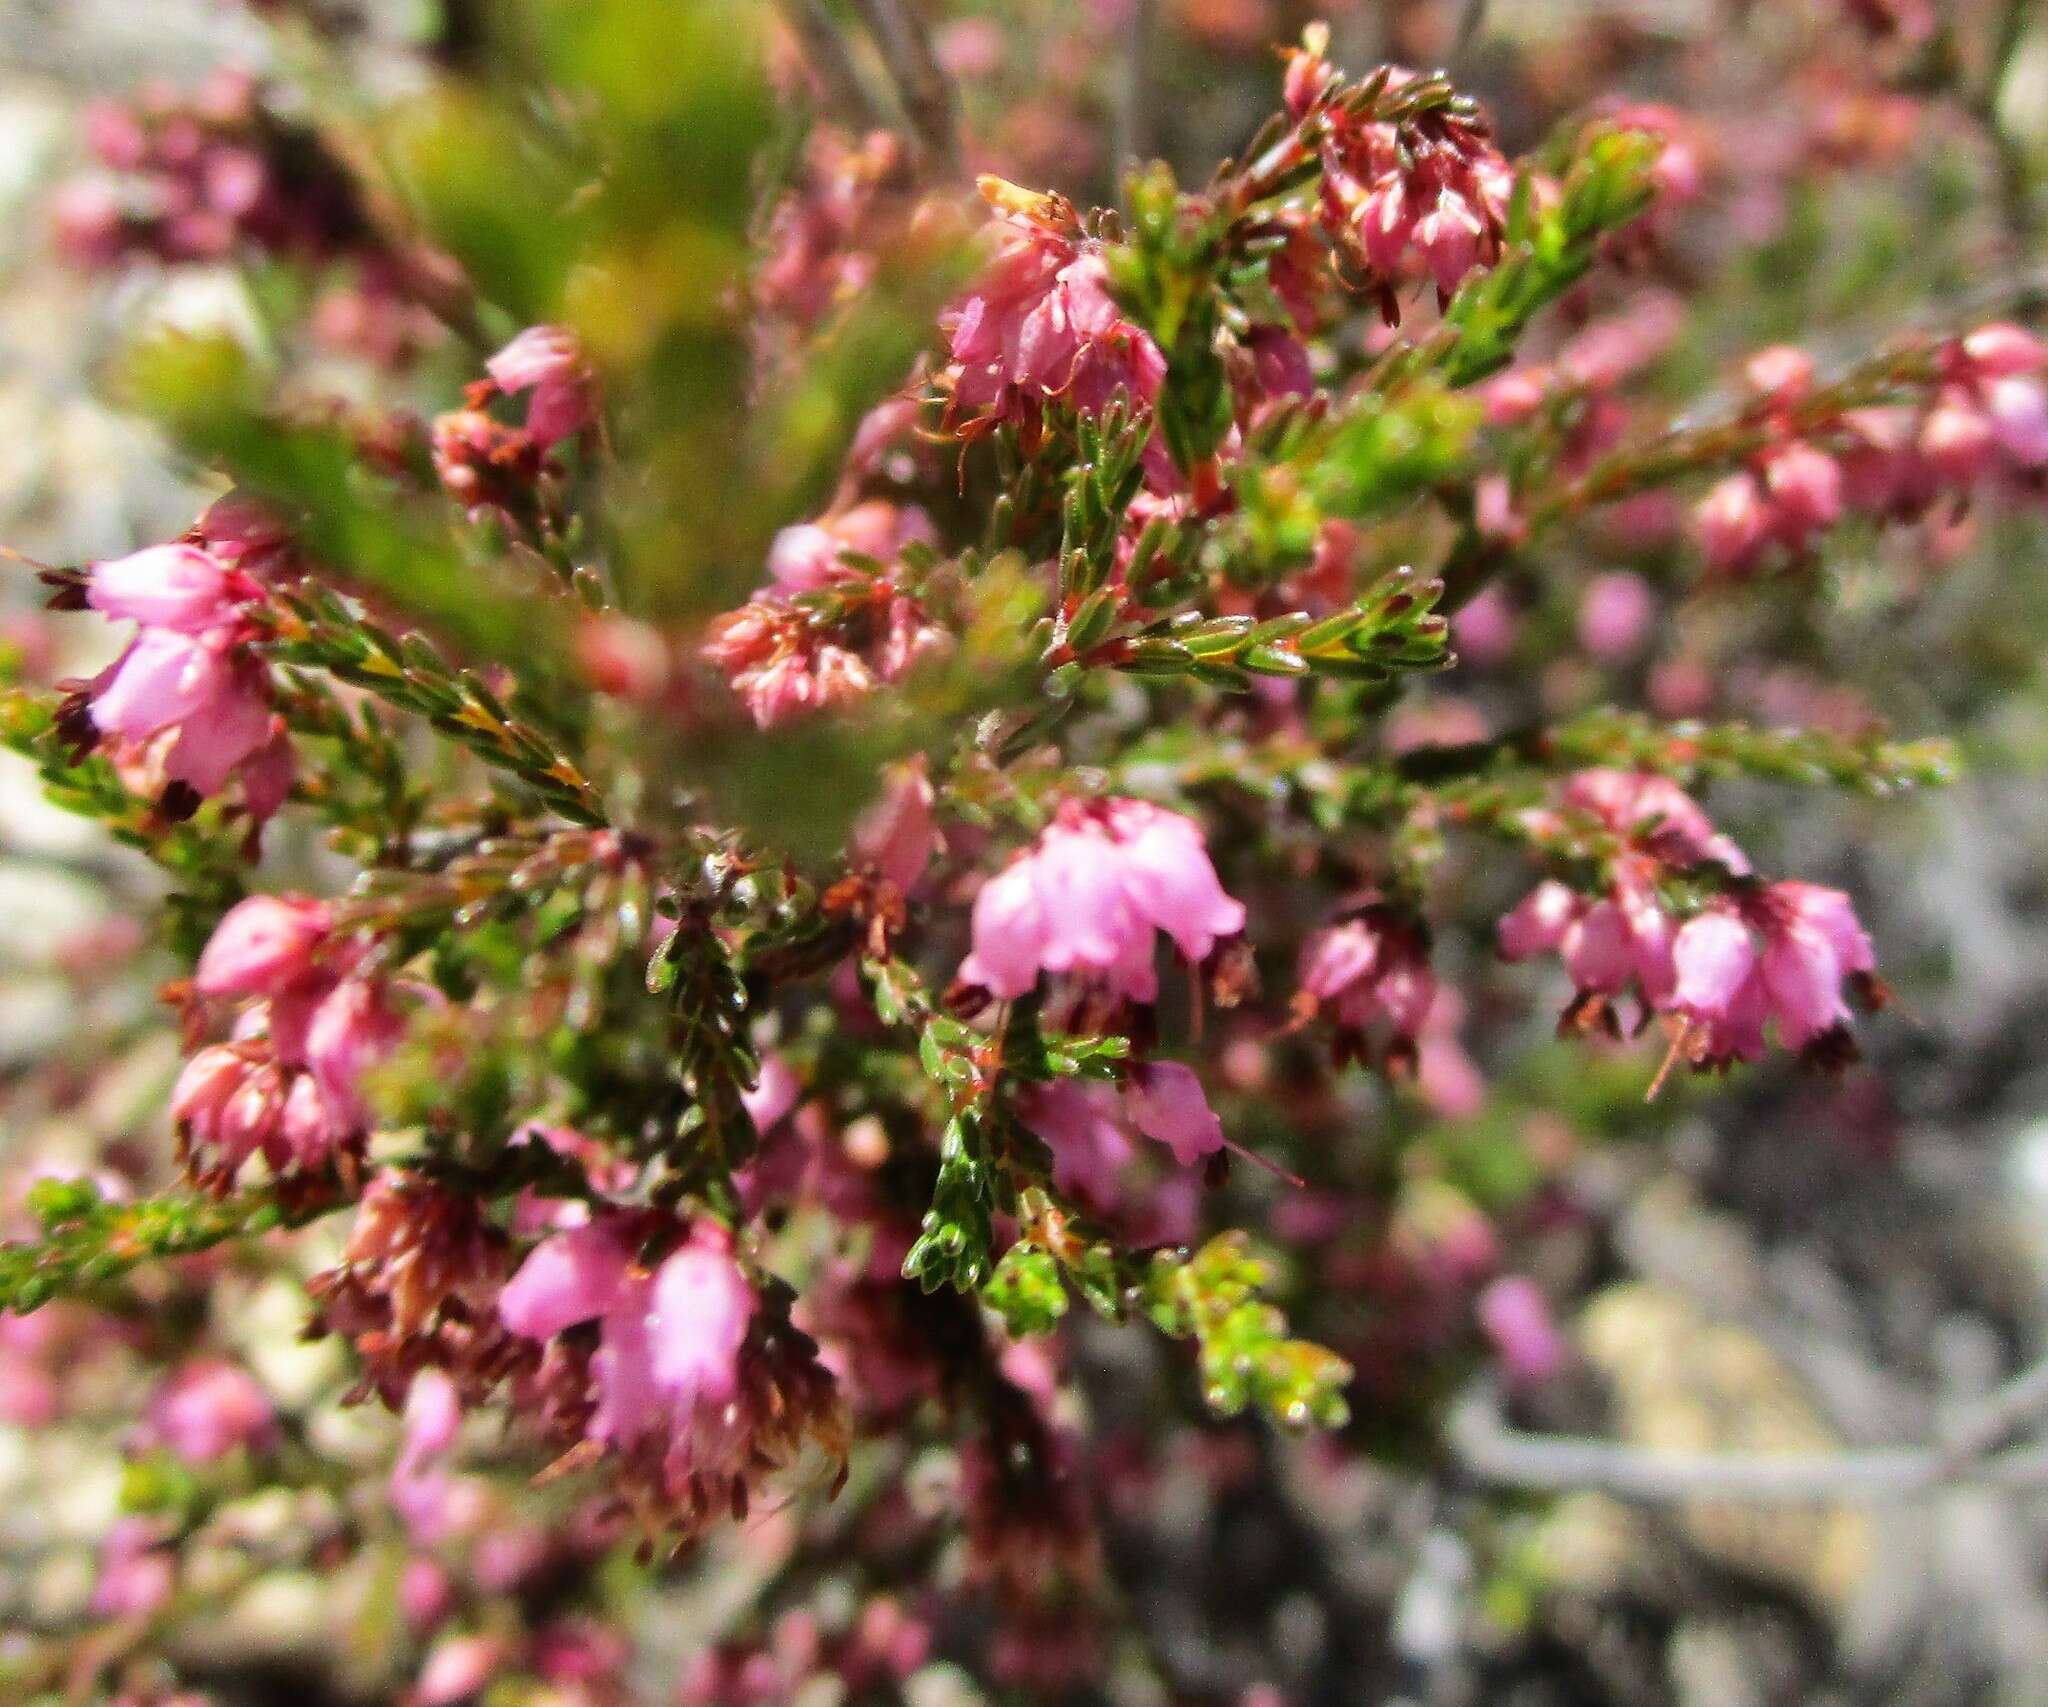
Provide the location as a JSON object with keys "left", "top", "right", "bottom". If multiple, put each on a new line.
{"left": 3, "top": 2, "right": 2045, "bottom": 1702}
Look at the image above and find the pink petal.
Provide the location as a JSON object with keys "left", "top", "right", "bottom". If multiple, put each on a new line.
{"left": 1124, "top": 1061, "right": 1224, "bottom": 1168}
{"left": 500, "top": 1221, "right": 634, "bottom": 1340}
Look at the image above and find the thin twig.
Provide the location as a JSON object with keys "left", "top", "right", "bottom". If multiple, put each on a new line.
{"left": 1449, "top": 1354, "right": 2048, "bottom": 1504}
{"left": 1969, "top": 0, "right": 2043, "bottom": 268}
{"left": 1452, "top": 0, "right": 1490, "bottom": 61}
{"left": 1112, "top": 0, "right": 1159, "bottom": 183}
{"left": 777, "top": 0, "right": 887, "bottom": 132}
{"left": 849, "top": 0, "right": 961, "bottom": 174}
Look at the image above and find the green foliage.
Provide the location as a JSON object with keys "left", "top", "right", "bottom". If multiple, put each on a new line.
{"left": 999, "top": 1210, "right": 1354, "bottom": 1431}
{"left": 647, "top": 894, "right": 760, "bottom": 1185}
{"left": 1136, "top": 566, "right": 1454, "bottom": 690}
{"left": 1538, "top": 709, "right": 1959, "bottom": 795}
{"left": 903, "top": 1110, "right": 1001, "bottom": 1293}
{"left": 1053, "top": 403, "right": 1160, "bottom": 608}
{"left": 1114, "top": 162, "right": 1235, "bottom": 476}
{"left": 0, "top": 688, "right": 246, "bottom": 955}
{"left": 267, "top": 587, "right": 607, "bottom": 825}
{"left": 984, "top": 1243, "right": 1070, "bottom": 1336}
{"left": 1428, "top": 125, "right": 1662, "bottom": 387}
{"left": 1225, "top": 382, "right": 1481, "bottom": 574}
{"left": 1143, "top": 1233, "right": 1353, "bottom": 1429}
{"left": 0, "top": 1180, "right": 339, "bottom": 1315}
{"left": 864, "top": 955, "right": 1005, "bottom": 1292}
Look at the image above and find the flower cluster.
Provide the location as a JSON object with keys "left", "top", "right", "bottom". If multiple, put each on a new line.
{"left": 1498, "top": 770, "right": 1880, "bottom": 1067}
{"left": 701, "top": 501, "right": 949, "bottom": 726}
{"left": 13, "top": 7, "right": 2020, "bottom": 1700}
{"left": 1282, "top": 26, "right": 1513, "bottom": 318}
{"left": 1668, "top": 880, "right": 1885, "bottom": 1069}
{"left": 1295, "top": 902, "right": 1438, "bottom": 1073}
{"left": 171, "top": 895, "right": 403, "bottom": 1186}
{"left": 957, "top": 797, "right": 1246, "bottom": 1008}
{"left": 1694, "top": 329, "right": 2048, "bottom": 574}
{"left": 53, "top": 70, "right": 437, "bottom": 365}
{"left": 500, "top": 1210, "right": 846, "bottom": 1537}
{"left": 52, "top": 501, "right": 292, "bottom": 823}
{"left": 432, "top": 324, "right": 598, "bottom": 529}
{"left": 939, "top": 185, "right": 1167, "bottom": 445}
{"left": 754, "top": 127, "right": 918, "bottom": 350}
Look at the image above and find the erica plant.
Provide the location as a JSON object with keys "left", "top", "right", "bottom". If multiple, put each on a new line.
{"left": 2, "top": 2, "right": 2041, "bottom": 1702}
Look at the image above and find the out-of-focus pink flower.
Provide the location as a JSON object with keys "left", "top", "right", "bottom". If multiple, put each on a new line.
{"left": 1452, "top": 584, "right": 1518, "bottom": 668}
{"left": 1473, "top": 473, "right": 1525, "bottom": 544}
{"left": 1016, "top": 1061, "right": 1230, "bottom": 1213}
{"left": 400, "top": 1558, "right": 456, "bottom": 1637}
{"left": 1558, "top": 291, "right": 1686, "bottom": 392}
{"left": 1695, "top": 473, "right": 1771, "bottom": 574}
{"left": 416, "top": 1634, "right": 505, "bottom": 1706}
{"left": 1984, "top": 376, "right": 2048, "bottom": 468}
{"left": 1477, "top": 1276, "right": 1567, "bottom": 1384}
{"left": 1242, "top": 324, "right": 1314, "bottom": 407}
{"left": 1759, "top": 442, "right": 1843, "bottom": 541}
{"left": 143, "top": 1359, "right": 275, "bottom": 1463}
{"left": 304, "top": 978, "right": 403, "bottom": 1133}
{"left": 1958, "top": 323, "right": 2045, "bottom": 377}
{"left": 958, "top": 798, "right": 1244, "bottom": 1004}
{"left": 647, "top": 1226, "right": 755, "bottom": 1412}
{"left": 767, "top": 500, "right": 935, "bottom": 593}
{"left": 485, "top": 325, "right": 595, "bottom": 448}
{"left": 740, "top": 1051, "right": 801, "bottom": 1135}
{"left": 1744, "top": 345, "right": 1816, "bottom": 405}
{"left": 501, "top": 1215, "right": 756, "bottom": 1452}
{"left": 1416, "top": 988, "right": 1485, "bottom": 1118}
{"left": 92, "top": 1517, "right": 175, "bottom": 1619}
{"left": 1920, "top": 393, "right": 1998, "bottom": 486}
{"left": 852, "top": 757, "right": 939, "bottom": 893}
{"left": 1577, "top": 571, "right": 1655, "bottom": 662}
{"left": 1297, "top": 905, "right": 1436, "bottom": 1069}
{"left": 575, "top": 615, "right": 671, "bottom": 701}
{"left": 392, "top": 1369, "right": 466, "bottom": 1545}
{"left": 1015, "top": 1079, "right": 1135, "bottom": 1209}
{"left": 499, "top": 1219, "right": 636, "bottom": 1341}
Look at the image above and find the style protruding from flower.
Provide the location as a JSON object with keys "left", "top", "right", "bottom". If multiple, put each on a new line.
{"left": 1498, "top": 771, "right": 1883, "bottom": 1073}
{"left": 1498, "top": 769, "right": 1747, "bottom": 1038}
